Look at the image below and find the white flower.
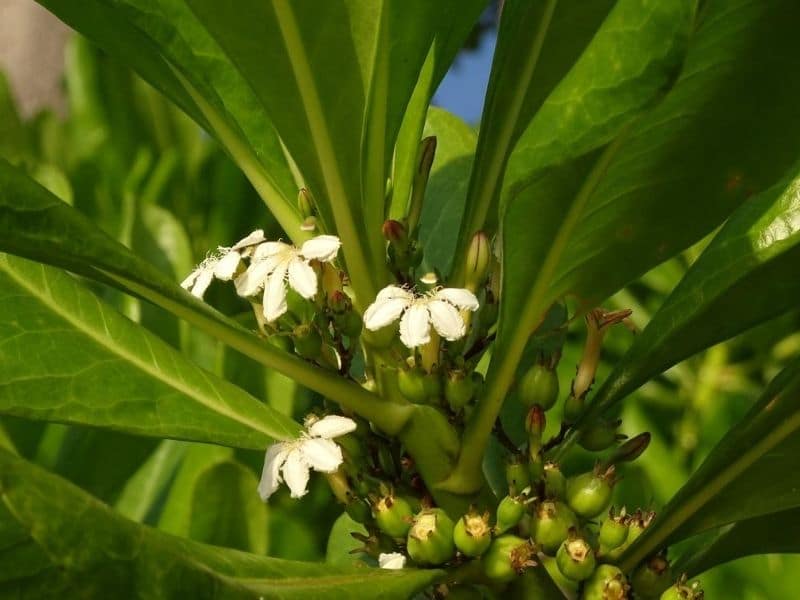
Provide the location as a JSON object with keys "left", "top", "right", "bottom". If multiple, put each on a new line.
{"left": 235, "top": 235, "right": 341, "bottom": 322}
{"left": 257, "top": 414, "right": 356, "bottom": 501}
{"left": 181, "top": 229, "right": 265, "bottom": 298}
{"left": 378, "top": 552, "right": 407, "bottom": 570}
{"left": 363, "top": 285, "right": 479, "bottom": 348}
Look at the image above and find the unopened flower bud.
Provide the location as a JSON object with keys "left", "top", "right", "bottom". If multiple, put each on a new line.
{"left": 298, "top": 188, "right": 315, "bottom": 219}
{"left": 445, "top": 370, "right": 475, "bottom": 412}
{"left": 532, "top": 500, "right": 578, "bottom": 555}
{"left": 453, "top": 509, "right": 492, "bottom": 557}
{"left": 579, "top": 418, "right": 623, "bottom": 452}
{"left": 406, "top": 508, "right": 456, "bottom": 565}
{"left": 599, "top": 507, "right": 629, "bottom": 555}
{"left": 572, "top": 308, "right": 632, "bottom": 400}
{"left": 525, "top": 405, "right": 546, "bottom": 439}
{"left": 519, "top": 364, "right": 559, "bottom": 410}
{"left": 566, "top": 465, "right": 617, "bottom": 519}
{"left": 495, "top": 492, "right": 531, "bottom": 534}
{"left": 543, "top": 462, "right": 567, "bottom": 500}
{"left": 464, "top": 231, "right": 491, "bottom": 292}
{"left": 382, "top": 219, "right": 408, "bottom": 246}
{"left": 397, "top": 368, "right": 428, "bottom": 403}
{"left": 329, "top": 290, "right": 351, "bottom": 314}
{"left": 483, "top": 535, "right": 537, "bottom": 582}
{"left": 556, "top": 533, "right": 596, "bottom": 582}
{"left": 604, "top": 432, "right": 651, "bottom": 467}
{"left": 505, "top": 457, "right": 531, "bottom": 496}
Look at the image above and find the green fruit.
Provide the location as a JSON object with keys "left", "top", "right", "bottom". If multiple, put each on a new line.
{"left": 406, "top": 508, "right": 455, "bottom": 565}
{"left": 292, "top": 324, "right": 322, "bottom": 358}
{"left": 579, "top": 419, "right": 621, "bottom": 452}
{"left": 604, "top": 510, "right": 655, "bottom": 562}
{"left": 495, "top": 495, "right": 527, "bottom": 534}
{"left": 453, "top": 510, "right": 492, "bottom": 557}
{"left": 584, "top": 565, "right": 629, "bottom": 600}
{"left": 518, "top": 364, "right": 559, "bottom": 410}
{"left": 397, "top": 368, "right": 428, "bottom": 403}
{"left": 598, "top": 510, "right": 629, "bottom": 555}
{"left": 564, "top": 393, "right": 585, "bottom": 423}
{"left": 631, "top": 556, "right": 671, "bottom": 599}
{"left": 483, "top": 535, "right": 536, "bottom": 583}
{"left": 505, "top": 458, "right": 531, "bottom": 495}
{"left": 556, "top": 536, "right": 596, "bottom": 582}
{"left": 660, "top": 578, "right": 704, "bottom": 600}
{"left": 566, "top": 468, "right": 615, "bottom": 519}
{"left": 532, "top": 501, "right": 578, "bottom": 555}
{"left": 373, "top": 494, "right": 413, "bottom": 538}
{"left": 445, "top": 371, "right": 475, "bottom": 411}
{"left": 543, "top": 462, "right": 566, "bottom": 499}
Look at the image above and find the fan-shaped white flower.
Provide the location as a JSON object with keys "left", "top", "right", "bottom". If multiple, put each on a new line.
{"left": 181, "top": 229, "right": 265, "bottom": 299}
{"left": 363, "top": 285, "right": 479, "bottom": 348}
{"left": 258, "top": 414, "right": 356, "bottom": 501}
{"left": 378, "top": 552, "right": 407, "bottom": 570}
{"left": 235, "top": 235, "right": 341, "bottom": 322}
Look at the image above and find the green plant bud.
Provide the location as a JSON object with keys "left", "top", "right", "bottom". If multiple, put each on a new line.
{"left": 483, "top": 535, "right": 537, "bottom": 583}
{"left": 453, "top": 509, "right": 492, "bottom": 557}
{"left": 328, "top": 289, "right": 351, "bottom": 314}
{"left": 292, "top": 324, "right": 322, "bottom": 359}
{"left": 422, "top": 372, "right": 443, "bottom": 400}
{"left": 382, "top": 219, "right": 408, "bottom": 247}
{"left": 556, "top": 535, "right": 596, "bottom": 582}
{"left": 598, "top": 508, "right": 629, "bottom": 555}
{"left": 464, "top": 231, "right": 491, "bottom": 292}
{"left": 543, "top": 462, "right": 566, "bottom": 499}
{"left": 518, "top": 364, "right": 559, "bottom": 410}
{"left": 335, "top": 310, "right": 363, "bottom": 338}
{"left": 631, "top": 555, "right": 672, "bottom": 599}
{"left": 579, "top": 418, "right": 622, "bottom": 452}
{"left": 659, "top": 575, "right": 704, "bottom": 600}
{"left": 345, "top": 497, "right": 372, "bottom": 524}
{"left": 445, "top": 370, "right": 475, "bottom": 411}
{"left": 584, "top": 564, "right": 630, "bottom": 600}
{"left": 525, "top": 405, "right": 547, "bottom": 437}
{"left": 397, "top": 368, "right": 428, "bottom": 403}
{"left": 605, "top": 510, "right": 656, "bottom": 562}
{"left": 505, "top": 457, "right": 531, "bottom": 496}
{"left": 406, "top": 508, "right": 456, "bottom": 566}
{"left": 532, "top": 501, "right": 578, "bottom": 555}
{"left": 297, "top": 187, "right": 315, "bottom": 218}
{"left": 564, "top": 393, "right": 585, "bottom": 423}
{"left": 373, "top": 493, "right": 413, "bottom": 538}
{"left": 495, "top": 494, "right": 528, "bottom": 534}
{"left": 566, "top": 466, "right": 616, "bottom": 519}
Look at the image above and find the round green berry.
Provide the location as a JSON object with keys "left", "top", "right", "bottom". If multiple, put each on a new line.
{"left": 483, "top": 535, "right": 536, "bottom": 583}
{"left": 397, "top": 368, "right": 428, "bottom": 403}
{"left": 543, "top": 462, "right": 567, "bottom": 499}
{"left": 566, "top": 468, "right": 615, "bottom": 519}
{"left": 495, "top": 494, "right": 526, "bottom": 534}
{"left": 453, "top": 510, "right": 492, "bottom": 557}
{"left": 406, "top": 508, "right": 455, "bottom": 566}
{"left": 532, "top": 501, "right": 578, "bottom": 555}
{"left": 518, "top": 364, "right": 559, "bottom": 410}
{"left": 373, "top": 494, "right": 413, "bottom": 538}
{"left": 445, "top": 371, "right": 475, "bottom": 411}
{"left": 584, "top": 564, "right": 629, "bottom": 600}
{"left": 556, "top": 536, "right": 596, "bottom": 582}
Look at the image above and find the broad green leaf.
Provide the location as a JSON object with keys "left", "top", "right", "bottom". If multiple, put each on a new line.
{"left": 417, "top": 108, "right": 477, "bottom": 274}
{"left": 0, "top": 449, "right": 442, "bottom": 598}
{"left": 584, "top": 166, "right": 800, "bottom": 423}
{"left": 453, "top": 0, "right": 692, "bottom": 486}
{"left": 0, "top": 159, "right": 396, "bottom": 431}
{"left": 452, "top": 0, "right": 616, "bottom": 277}
{"left": 0, "top": 71, "right": 29, "bottom": 162}
{"left": 618, "top": 360, "right": 800, "bottom": 571}
{"left": 326, "top": 512, "right": 368, "bottom": 567}
{"left": 676, "top": 509, "right": 800, "bottom": 576}
{"left": 0, "top": 254, "right": 299, "bottom": 447}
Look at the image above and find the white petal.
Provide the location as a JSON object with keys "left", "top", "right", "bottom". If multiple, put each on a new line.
{"left": 378, "top": 553, "right": 406, "bottom": 570}
{"left": 287, "top": 257, "right": 318, "bottom": 299}
{"left": 399, "top": 303, "right": 431, "bottom": 348}
{"left": 253, "top": 241, "right": 290, "bottom": 260}
{"left": 232, "top": 229, "right": 265, "bottom": 250}
{"left": 363, "top": 297, "right": 411, "bottom": 331}
{"left": 300, "top": 437, "right": 343, "bottom": 473}
{"left": 307, "top": 415, "right": 357, "bottom": 439}
{"left": 282, "top": 449, "right": 311, "bottom": 498}
{"left": 213, "top": 250, "right": 241, "bottom": 280}
{"left": 435, "top": 287, "right": 479, "bottom": 311}
{"left": 374, "top": 285, "right": 414, "bottom": 303}
{"left": 428, "top": 300, "right": 466, "bottom": 341}
{"left": 263, "top": 264, "right": 289, "bottom": 322}
{"left": 180, "top": 267, "right": 201, "bottom": 290}
{"left": 190, "top": 268, "right": 215, "bottom": 299}
{"left": 235, "top": 257, "right": 276, "bottom": 297}
{"left": 257, "top": 443, "right": 288, "bottom": 501}
{"left": 300, "top": 235, "right": 341, "bottom": 262}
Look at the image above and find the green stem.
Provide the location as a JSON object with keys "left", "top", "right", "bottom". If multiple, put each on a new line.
{"left": 272, "top": 0, "right": 380, "bottom": 311}
{"left": 450, "top": 0, "right": 557, "bottom": 286}
{"left": 439, "top": 130, "right": 630, "bottom": 494}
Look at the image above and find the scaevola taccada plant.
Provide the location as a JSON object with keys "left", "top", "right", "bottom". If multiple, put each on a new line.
{"left": 5, "top": 0, "right": 800, "bottom": 597}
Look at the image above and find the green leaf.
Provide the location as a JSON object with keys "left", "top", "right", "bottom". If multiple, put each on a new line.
{"left": 674, "top": 508, "right": 800, "bottom": 577}
{"left": 417, "top": 108, "right": 477, "bottom": 275}
{"left": 0, "top": 158, "right": 402, "bottom": 432}
{"left": 0, "top": 253, "right": 300, "bottom": 447}
{"left": 452, "top": 0, "right": 617, "bottom": 278}
{"left": 618, "top": 360, "right": 800, "bottom": 571}
{"left": 0, "top": 449, "right": 443, "bottom": 598}
{"left": 584, "top": 165, "right": 800, "bottom": 423}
